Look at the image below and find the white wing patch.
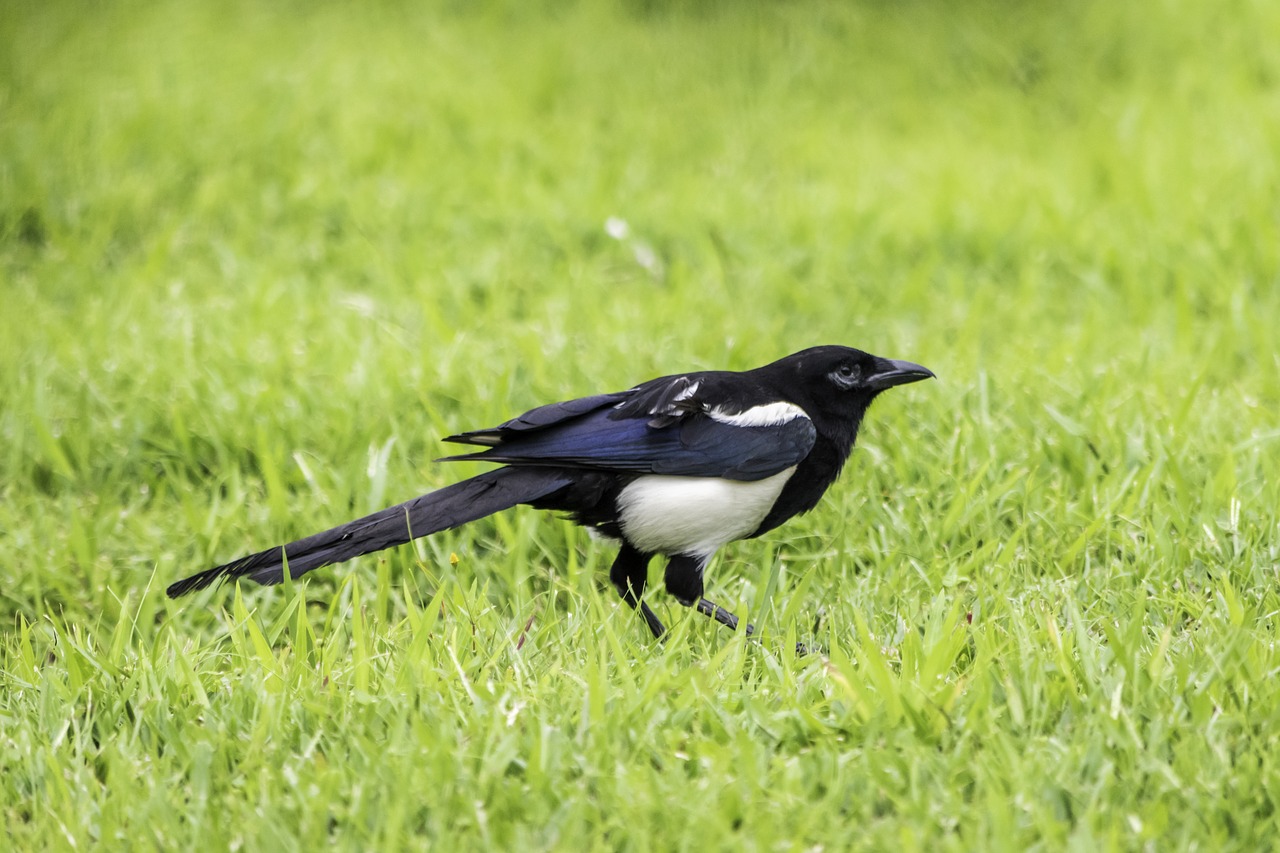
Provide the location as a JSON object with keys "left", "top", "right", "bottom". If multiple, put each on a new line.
{"left": 708, "top": 402, "right": 808, "bottom": 428}
{"left": 616, "top": 467, "right": 796, "bottom": 558}
{"left": 613, "top": 376, "right": 703, "bottom": 415}
{"left": 672, "top": 379, "right": 700, "bottom": 403}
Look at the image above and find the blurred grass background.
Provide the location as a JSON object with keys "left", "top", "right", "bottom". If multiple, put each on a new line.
{"left": 2, "top": 0, "right": 1279, "bottom": 848}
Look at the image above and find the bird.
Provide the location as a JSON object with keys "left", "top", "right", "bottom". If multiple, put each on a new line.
{"left": 167, "top": 345, "right": 933, "bottom": 642}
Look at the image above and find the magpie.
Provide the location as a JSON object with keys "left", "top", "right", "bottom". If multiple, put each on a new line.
{"left": 167, "top": 345, "right": 933, "bottom": 641}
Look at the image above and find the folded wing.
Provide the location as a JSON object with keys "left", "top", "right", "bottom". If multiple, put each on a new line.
{"left": 442, "top": 374, "right": 815, "bottom": 482}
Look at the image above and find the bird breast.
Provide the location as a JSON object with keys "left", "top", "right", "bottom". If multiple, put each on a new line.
{"left": 615, "top": 467, "right": 797, "bottom": 558}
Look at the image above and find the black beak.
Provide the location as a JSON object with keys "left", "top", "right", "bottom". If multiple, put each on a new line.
{"left": 868, "top": 358, "right": 935, "bottom": 390}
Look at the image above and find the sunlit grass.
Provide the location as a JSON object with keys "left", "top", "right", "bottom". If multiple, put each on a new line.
{"left": 2, "top": 0, "right": 1279, "bottom": 848}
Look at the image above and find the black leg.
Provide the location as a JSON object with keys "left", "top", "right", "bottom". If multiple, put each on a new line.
{"left": 664, "top": 554, "right": 759, "bottom": 637}
{"left": 637, "top": 601, "right": 666, "bottom": 639}
{"left": 663, "top": 554, "right": 706, "bottom": 606}
{"left": 653, "top": 553, "right": 817, "bottom": 654}
{"left": 695, "top": 598, "right": 755, "bottom": 636}
{"left": 694, "top": 600, "right": 815, "bottom": 654}
{"left": 609, "top": 545, "right": 665, "bottom": 639}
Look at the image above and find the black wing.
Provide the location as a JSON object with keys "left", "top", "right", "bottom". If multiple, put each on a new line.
{"left": 441, "top": 373, "right": 815, "bottom": 481}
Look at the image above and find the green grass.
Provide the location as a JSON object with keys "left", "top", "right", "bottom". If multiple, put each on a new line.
{"left": 3, "top": 0, "right": 1280, "bottom": 848}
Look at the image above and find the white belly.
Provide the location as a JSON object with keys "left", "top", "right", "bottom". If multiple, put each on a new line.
{"left": 616, "top": 467, "right": 796, "bottom": 558}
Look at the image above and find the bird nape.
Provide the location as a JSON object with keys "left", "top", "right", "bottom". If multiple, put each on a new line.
{"left": 167, "top": 345, "right": 934, "bottom": 644}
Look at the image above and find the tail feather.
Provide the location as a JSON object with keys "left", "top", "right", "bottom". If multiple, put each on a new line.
{"left": 166, "top": 468, "right": 572, "bottom": 598}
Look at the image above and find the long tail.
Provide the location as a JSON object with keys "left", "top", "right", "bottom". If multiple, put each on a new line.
{"left": 166, "top": 467, "right": 572, "bottom": 598}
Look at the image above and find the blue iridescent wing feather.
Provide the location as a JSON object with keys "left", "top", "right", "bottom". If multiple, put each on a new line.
{"left": 441, "top": 376, "right": 815, "bottom": 481}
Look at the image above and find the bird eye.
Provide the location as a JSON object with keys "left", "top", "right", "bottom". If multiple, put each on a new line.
{"left": 831, "top": 364, "right": 861, "bottom": 386}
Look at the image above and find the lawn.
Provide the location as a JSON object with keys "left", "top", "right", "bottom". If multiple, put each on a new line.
{"left": 2, "top": 0, "right": 1279, "bottom": 848}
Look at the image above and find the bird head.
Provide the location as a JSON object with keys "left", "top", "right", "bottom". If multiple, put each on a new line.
{"left": 764, "top": 345, "right": 934, "bottom": 431}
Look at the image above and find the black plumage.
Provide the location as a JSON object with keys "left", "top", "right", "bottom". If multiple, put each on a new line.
{"left": 167, "top": 345, "right": 933, "bottom": 642}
